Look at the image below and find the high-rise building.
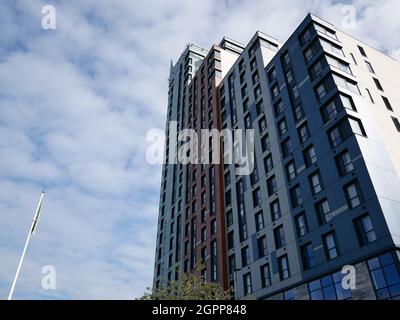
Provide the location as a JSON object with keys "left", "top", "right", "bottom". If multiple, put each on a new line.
{"left": 153, "top": 13, "right": 400, "bottom": 300}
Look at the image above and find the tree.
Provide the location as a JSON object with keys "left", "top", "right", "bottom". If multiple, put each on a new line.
{"left": 138, "top": 269, "right": 231, "bottom": 300}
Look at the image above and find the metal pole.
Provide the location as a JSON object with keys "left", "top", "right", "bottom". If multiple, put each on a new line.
{"left": 8, "top": 192, "right": 45, "bottom": 300}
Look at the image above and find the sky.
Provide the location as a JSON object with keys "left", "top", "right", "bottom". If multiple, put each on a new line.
{"left": 0, "top": 0, "right": 399, "bottom": 300}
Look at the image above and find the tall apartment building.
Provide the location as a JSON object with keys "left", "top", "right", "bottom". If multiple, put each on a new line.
{"left": 153, "top": 13, "right": 400, "bottom": 300}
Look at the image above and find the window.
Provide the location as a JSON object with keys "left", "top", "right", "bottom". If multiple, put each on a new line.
{"left": 293, "top": 104, "right": 305, "bottom": 121}
{"left": 264, "top": 154, "right": 273, "bottom": 173}
{"left": 382, "top": 96, "right": 393, "bottom": 111}
{"left": 367, "top": 251, "right": 400, "bottom": 300}
{"left": 227, "top": 231, "right": 234, "bottom": 250}
{"left": 261, "top": 134, "right": 270, "bottom": 152}
{"left": 267, "top": 175, "right": 278, "bottom": 196}
{"left": 283, "top": 52, "right": 291, "bottom": 65}
{"left": 274, "top": 100, "right": 284, "bottom": 117}
{"left": 340, "top": 94, "right": 356, "bottom": 111}
{"left": 314, "top": 23, "right": 337, "bottom": 39}
{"left": 268, "top": 67, "right": 277, "bottom": 82}
{"left": 270, "top": 199, "right": 281, "bottom": 221}
{"left": 252, "top": 187, "right": 262, "bottom": 207}
{"left": 290, "top": 184, "right": 303, "bottom": 208}
{"left": 354, "top": 214, "right": 377, "bottom": 246}
{"left": 285, "top": 161, "right": 296, "bottom": 181}
{"left": 303, "top": 144, "right": 317, "bottom": 167}
{"left": 392, "top": 117, "right": 400, "bottom": 132}
{"left": 304, "top": 41, "right": 318, "bottom": 62}
{"left": 310, "top": 60, "right": 325, "bottom": 79}
{"left": 281, "top": 138, "right": 292, "bottom": 158}
{"left": 332, "top": 74, "right": 360, "bottom": 94}
{"left": 271, "top": 84, "right": 279, "bottom": 99}
{"left": 326, "top": 56, "right": 352, "bottom": 74}
{"left": 316, "top": 83, "right": 327, "bottom": 99}
{"left": 250, "top": 58, "right": 257, "bottom": 71}
{"left": 255, "top": 210, "right": 264, "bottom": 231}
{"left": 211, "top": 219, "right": 217, "bottom": 235}
{"left": 278, "top": 255, "right": 290, "bottom": 280}
{"left": 315, "top": 198, "right": 332, "bottom": 225}
{"left": 241, "top": 246, "right": 250, "bottom": 267}
{"left": 257, "top": 235, "right": 268, "bottom": 258}
{"left": 358, "top": 45, "right": 367, "bottom": 57}
{"left": 328, "top": 117, "right": 362, "bottom": 147}
{"left": 241, "top": 83, "right": 248, "bottom": 98}
{"left": 320, "top": 38, "right": 344, "bottom": 56}
{"left": 365, "top": 61, "right": 375, "bottom": 73}
{"left": 252, "top": 71, "right": 259, "bottom": 85}
{"left": 286, "top": 69, "right": 293, "bottom": 83}
{"left": 308, "top": 272, "right": 352, "bottom": 300}
{"left": 259, "top": 117, "right": 267, "bottom": 133}
{"left": 301, "top": 243, "right": 317, "bottom": 270}
{"left": 335, "top": 150, "right": 354, "bottom": 176}
{"left": 323, "top": 232, "right": 339, "bottom": 260}
{"left": 228, "top": 254, "right": 235, "bottom": 274}
{"left": 278, "top": 118, "right": 287, "bottom": 136}
{"left": 293, "top": 211, "right": 308, "bottom": 239}
{"left": 256, "top": 100, "right": 264, "bottom": 115}
{"left": 238, "top": 59, "right": 245, "bottom": 71}
{"left": 201, "top": 246, "right": 207, "bottom": 263}
{"left": 298, "top": 123, "right": 310, "bottom": 143}
{"left": 309, "top": 171, "right": 323, "bottom": 195}
{"left": 201, "top": 227, "right": 206, "bottom": 242}
{"left": 226, "top": 209, "right": 233, "bottom": 227}
{"left": 254, "top": 85, "right": 262, "bottom": 99}
{"left": 344, "top": 180, "right": 363, "bottom": 209}
{"left": 244, "top": 114, "right": 251, "bottom": 129}
{"left": 292, "top": 85, "right": 299, "bottom": 100}
{"left": 225, "top": 190, "right": 231, "bottom": 207}
{"left": 274, "top": 225, "right": 286, "bottom": 249}
{"left": 243, "top": 273, "right": 252, "bottom": 296}
{"left": 261, "top": 264, "right": 271, "bottom": 287}
{"left": 321, "top": 99, "right": 340, "bottom": 122}
{"left": 366, "top": 88, "right": 375, "bottom": 103}
{"left": 373, "top": 78, "right": 384, "bottom": 91}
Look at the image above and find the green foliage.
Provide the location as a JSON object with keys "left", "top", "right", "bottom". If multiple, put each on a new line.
{"left": 138, "top": 269, "right": 231, "bottom": 300}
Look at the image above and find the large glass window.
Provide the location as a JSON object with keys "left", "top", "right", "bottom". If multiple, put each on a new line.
{"left": 367, "top": 251, "right": 400, "bottom": 300}
{"left": 308, "top": 272, "right": 352, "bottom": 300}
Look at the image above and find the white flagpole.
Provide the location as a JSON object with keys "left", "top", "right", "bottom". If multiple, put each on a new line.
{"left": 8, "top": 191, "right": 45, "bottom": 300}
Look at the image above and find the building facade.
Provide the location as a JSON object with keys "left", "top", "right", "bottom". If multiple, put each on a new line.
{"left": 153, "top": 13, "right": 400, "bottom": 300}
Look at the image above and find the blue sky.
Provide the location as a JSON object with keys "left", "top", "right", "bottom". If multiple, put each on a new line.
{"left": 0, "top": 0, "right": 399, "bottom": 299}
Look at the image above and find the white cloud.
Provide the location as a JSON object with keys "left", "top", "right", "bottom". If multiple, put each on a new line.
{"left": 0, "top": 0, "right": 398, "bottom": 299}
